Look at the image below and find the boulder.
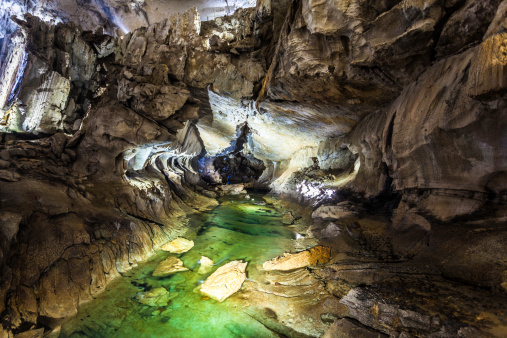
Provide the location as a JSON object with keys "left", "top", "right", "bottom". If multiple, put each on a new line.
{"left": 262, "top": 246, "right": 331, "bottom": 271}
{"left": 312, "top": 202, "right": 357, "bottom": 220}
{"left": 152, "top": 256, "right": 188, "bottom": 277}
{"left": 200, "top": 261, "right": 247, "bottom": 302}
{"left": 160, "top": 238, "right": 194, "bottom": 254}
{"left": 135, "top": 287, "right": 171, "bottom": 307}
{"left": 197, "top": 256, "right": 214, "bottom": 274}
{"left": 321, "top": 222, "right": 341, "bottom": 238}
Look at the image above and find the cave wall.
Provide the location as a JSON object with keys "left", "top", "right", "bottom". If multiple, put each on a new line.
{"left": 346, "top": 6, "right": 507, "bottom": 221}
{"left": 0, "top": 0, "right": 506, "bottom": 336}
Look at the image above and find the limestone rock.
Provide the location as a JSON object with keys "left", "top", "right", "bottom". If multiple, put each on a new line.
{"left": 13, "top": 328, "right": 44, "bottom": 338}
{"left": 312, "top": 203, "right": 357, "bottom": 220}
{"left": 197, "top": 256, "right": 214, "bottom": 274}
{"left": 19, "top": 68, "right": 70, "bottom": 134}
{"left": 262, "top": 246, "right": 331, "bottom": 271}
{"left": 282, "top": 211, "right": 295, "bottom": 225}
{"left": 119, "top": 80, "right": 191, "bottom": 121}
{"left": 467, "top": 32, "right": 507, "bottom": 101}
{"left": 339, "top": 288, "right": 442, "bottom": 335}
{"left": 0, "top": 159, "right": 10, "bottom": 169}
{"left": 135, "top": 287, "right": 171, "bottom": 307}
{"left": 484, "top": 0, "right": 507, "bottom": 39}
{"left": 219, "top": 184, "right": 246, "bottom": 195}
{"left": 323, "top": 318, "right": 387, "bottom": 338}
{"left": 200, "top": 260, "right": 247, "bottom": 302}
{"left": 152, "top": 256, "right": 188, "bottom": 277}
{"left": 436, "top": 0, "right": 502, "bottom": 58}
{"left": 160, "top": 238, "right": 194, "bottom": 254}
{"left": 0, "top": 170, "right": 21, "bottom": 182}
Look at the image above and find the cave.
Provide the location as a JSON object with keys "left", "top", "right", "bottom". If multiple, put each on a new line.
{"left": 0, "top": 0, "right": 506, "bottom": 337}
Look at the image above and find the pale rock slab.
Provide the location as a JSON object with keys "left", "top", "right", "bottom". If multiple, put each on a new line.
{"left": 200, "top": 260, "right": 247, "bottom": 302}
{"left": 262, "top": 246, "right": 331, "bottom": 271}
{"left": 197, "top": 256, "right": 214, "bottom": 274}
{"left": 152, "top": 256, "right": 188, "bottom": 277}
{"left": 160, "top": 238, "right": 194, "bottom": 254}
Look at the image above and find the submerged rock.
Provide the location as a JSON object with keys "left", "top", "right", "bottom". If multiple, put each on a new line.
{"left": 262, "top": 246, "right": 331, "bottom": 271}
{"left": 160, "top": 238, "right": 194, "bottom": 254}
{"left": 200, "top": 260, "right": 247, "bottom": 302}
{"left": 153, "top": 256, "right": 188, "bottom": 277}
{"left": 197, "top": 256, "right": 214, "bottom": 275}
{"left": 135, "top": 287, "right": 171, "bottom": 307}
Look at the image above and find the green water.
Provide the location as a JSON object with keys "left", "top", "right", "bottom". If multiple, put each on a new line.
{"left": 60, "top": 194, "right": 297, "bottom": 338}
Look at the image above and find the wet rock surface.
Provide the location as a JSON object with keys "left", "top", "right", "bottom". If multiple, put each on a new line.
{"left": 160, "top": 238, "right": 195, "bottom": 254}
{"left": 152, "top": 256, "right": 188, "bottom": 277}
{"left": 200, "top": 260, "right": 248, "bottom": 302}
{"left": 262, "top": 246, "right": 331, "bottom": 271}
{"left": 0, "top": 0, "right": 506, "bottom": 336}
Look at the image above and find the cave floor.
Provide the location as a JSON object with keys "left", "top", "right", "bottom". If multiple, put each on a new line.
{"left": 59, "top": 194, "right": 303, "bottom": 337}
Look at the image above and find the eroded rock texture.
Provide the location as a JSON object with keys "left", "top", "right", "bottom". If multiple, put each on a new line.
{"left": 0, "top": 0, "right": 506, "bottom": 336}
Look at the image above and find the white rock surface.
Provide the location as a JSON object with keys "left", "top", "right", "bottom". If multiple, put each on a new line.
{"left": 160, "top": 238, "right": 194, "bottom": 254}
{"left": 200, "top": 260, "right": 247, "bottom": 302}
{"left": 197, "top": 256, "right": 214, "bottom": 274}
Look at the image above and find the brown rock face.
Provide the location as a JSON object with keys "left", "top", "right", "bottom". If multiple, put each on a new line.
{"left": 0, "top": 0, "right": 507, "bottom": 336}
{"left": 468, "top": 32, "right": 507, "bottom": 101}
{"left": 262, "top": 246, "right": 331, "bottom": 271}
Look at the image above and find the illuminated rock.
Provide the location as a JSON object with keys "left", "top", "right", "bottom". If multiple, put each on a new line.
{"left": 20, "top": 69, "right": 70, "bottom": 134}
{"left": 311, "top": 203, "right": 357, "bottom": 220}
{"left": 153, "top": 256, "right": 188, "bottom": 277}
{"left": 135, "top": 287, "right": 171, "bottom": 307}
{"left": 160, "top": 238, "right": 194, "bottom": 254}
{"left": 197, "top": 256, "right": 214, "bottom": 274}
{"left": 467, "top": 32, "right": 507, "bottom": 101}
{"left": 200, "top": 260, "right": 247, "bottom": 302}
{"left": 262, "top": 246, "right": 331, "bottom": 271}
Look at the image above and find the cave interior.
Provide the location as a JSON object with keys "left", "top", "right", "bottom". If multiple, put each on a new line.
{"left": 0, "top": 0, "right": 507, "bottom": 337}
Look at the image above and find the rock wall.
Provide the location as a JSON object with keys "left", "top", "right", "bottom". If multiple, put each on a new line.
{"left": 0, "top": 0, "right": 507, "bottom": 336}
{"left": 0, "top": 11, "right": 221, "bottom": 336}
{"left": 346, "top": 10, "right": 507, "bottom": 220}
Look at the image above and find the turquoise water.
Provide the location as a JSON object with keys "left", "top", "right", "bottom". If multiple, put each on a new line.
{"left": 60, "top": 194, "right": 296, "bottom": 337}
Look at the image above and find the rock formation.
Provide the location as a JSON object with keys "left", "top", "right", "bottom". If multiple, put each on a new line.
{"left": 0, "top": 0, "right": 506, "bottom": 336}
{"left": 199, "top": 260, "right": 248, "bottom": 302}
{"left": 262, "top": 246, "right": 331, "bottom": 271}
{"left": 160, "top": 238, "right": 195, "bottom": 254}
{"left": 197, "top": 256, "right": 214, "bottom": 274}
{"left": 152, "top": 256, "right": 188, "bottom": 276}
{"left": 135, "top": 287, "right": 172, "bottom": 307}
